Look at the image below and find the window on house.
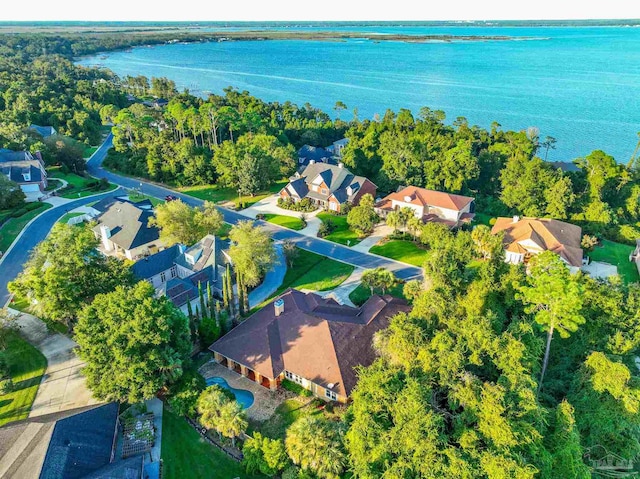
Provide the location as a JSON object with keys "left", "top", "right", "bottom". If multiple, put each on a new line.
{"left": 160, "top": 271, "right": 166, "bottom": 283}
{"left": 311, "top": 185, "right": 318, "bottom": 192}
{"left": 321, "top": 188, "right": 328, "bottom": 195}
{"left": 170, "top": 266, "right": 177, "bottom": 278}
{"left": 285, "top": 371, "right": 304, "bottom": 385}
{"left": 325, "top": 389, "right": 337, "bottom": 401}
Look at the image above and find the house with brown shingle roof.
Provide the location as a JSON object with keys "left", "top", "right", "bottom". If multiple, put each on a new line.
{"left": 280, "top": 162, "right": 376, "bottom": 213}
{"left": 375, "top": 185, "right": 475, "bottom": 227}
{"left": 209, "top": 288, "right": 410, "bottom": 403}
{"left": 491, "top": 216, "right": 583, "bottom": 270}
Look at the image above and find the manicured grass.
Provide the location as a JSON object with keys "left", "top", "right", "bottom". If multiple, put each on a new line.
{"left": 369, "top": 239, "right": 431, "bottom": 267}
{"left": 252, "top": 248, "right": 354, "bottom": 312}
{"left": 262, "top": 214, "right": 306, "bottom": 231}
{"left": 83, "top": 146, "right": 98, "bottom": 158}
{"left": 44, "top": 178, "right": 63, "bottom": 191}
{"left": 349, "top": 281, "right": 406, "bottom": 307}
{"left": 291, "top": 257, "right": 354, "bottom": 291}
{"left": 249, "top": 399, "right": 319, "bottom": 441}
{"left": 0, "top": 203, "right": 52, "bottom": 253}
{"left": 0, "top": 332, "right": 47, "bottom": 427}
{"left": 48, "top": 167, "right": 117, "bottom": 199}
{"left": 317, "top": 212, "right": 361, "bottom": 246}
{"left": 127, "top": 192, "right": 164, "bottom": 207}
{"left": 58, "top": 212, "right": 85, "bottom": 224}
{"left": 180, "top": 180, "right": 288, "bottom": 209}
{"left": 161, "top": 407, "right": 259, "bottom": 479}
{"left": 589, "top": 239, "right": 640, "bottom": 284}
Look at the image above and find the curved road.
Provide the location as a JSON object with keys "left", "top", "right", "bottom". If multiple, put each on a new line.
{"left": 1, "top": 135, "right": 422, "bottom": 305}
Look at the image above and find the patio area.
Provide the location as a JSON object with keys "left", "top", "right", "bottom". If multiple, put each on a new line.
{"left": 198, "top": 360, "right": 289, "bottom": 421}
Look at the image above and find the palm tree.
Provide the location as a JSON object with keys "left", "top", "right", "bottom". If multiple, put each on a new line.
{"left": 286, "top": 415, "right": 345, "bottom": 479}
{"left": 218, "top": 401, "right": 248, "bottom": 447}
{"left": 196, "top": 386, "right": 229, "bottom": 440}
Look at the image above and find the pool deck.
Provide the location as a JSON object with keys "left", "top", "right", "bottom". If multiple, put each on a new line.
{"left": 199, "top": 360, "right": 290, "bottom": 422}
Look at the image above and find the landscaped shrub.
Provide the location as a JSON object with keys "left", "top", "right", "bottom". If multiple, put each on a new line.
{"left": 0, "top": 378, "right": 13, "bottom": 394}
{"left": 317, "top": 218, "right": 336, "bottom": 238}
{"left": 281, "top": 378, "right": 312, "bottom": 397}
{"left": 277, "top": 197, "right": 316, "bottom": 213}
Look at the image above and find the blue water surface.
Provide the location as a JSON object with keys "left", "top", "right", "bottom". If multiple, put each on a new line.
{"left": 78, "top": 25, "right": 640, "bottom": 162}
{"left": 206, "top": 376, "right": 255, "bottom": 409}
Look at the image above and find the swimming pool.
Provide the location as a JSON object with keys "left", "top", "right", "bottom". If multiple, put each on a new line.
{"left": 206, "top": 376, "right": 255, "bottom": 409}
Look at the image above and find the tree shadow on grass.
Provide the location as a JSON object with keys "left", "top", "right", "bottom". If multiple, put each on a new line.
{"left": 10, "top": 376, "right": 43, "bottom": 393}
{"left": 0, "top": 398, "right": 13, "bottom": 409}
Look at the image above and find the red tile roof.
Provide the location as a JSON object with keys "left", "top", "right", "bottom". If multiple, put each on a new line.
{"left": 377, "top": 186, "right": 474, "bottom": 211}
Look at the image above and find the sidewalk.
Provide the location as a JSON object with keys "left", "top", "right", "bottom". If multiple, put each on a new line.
{"left": 143, "top": 398, "right": 163, "bottom": 479}
{"left": 248, "top": 243, "right": 286, "bottom": 308}
{"left": 309, "top": 267, "right": 364, "bottom": 307}
{"left": 241, "top": 194, "right": 323, "bottom": 237}
{"left": 8, "top": 308, "right": 99, "bottom": 418}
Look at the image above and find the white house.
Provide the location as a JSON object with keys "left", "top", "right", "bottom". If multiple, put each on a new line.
{"left": 375, "top": 185, "right": 475, "bottom": 227}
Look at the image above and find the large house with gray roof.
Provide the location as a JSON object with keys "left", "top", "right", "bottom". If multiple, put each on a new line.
{"left": 280, "top": 162, "right": 376, "bottom": 213}
{"left": 132, "top": 234, "right": 231, "bottom": 312}
{"left": 28, "top": 124, "right": 57, "bottom": 138}
{"left": 92, "top": 200, "right": 164, "bottom": 261}
{"left": 0, "top": 148, "right": 47, "bottom": 200}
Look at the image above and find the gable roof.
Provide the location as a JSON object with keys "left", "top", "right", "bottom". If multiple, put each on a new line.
{"left": 491, "top": 217, "right": 583, "bottom": 267}
{"left": 378, "top": 185, "right": 475, "bottom": 211}
{"left": 294, "top": 163, "right": 371, "bottom": 204}
{"left": 0, "top": 149, "right": 33, "bottom": 163}
{"left": 91, "top": 197, "right": 154, "bottom": 214}
{"left": 29, "top": 124, "right": 57, "bottom": 138}
{"left": 210, "top": 289, "right": 410, "bottom": 397}
{"left": 40, "top": 403, "right": 119, "bottom": 479}
{"left": 298, "top": 145, "right": 333, "bottom": 162}
{"left": 131, "top": 244, "right": 182, "bottom": 279}
{"left": 92, "top": 201, "right": 160, "bottom": 251}
{"left": 174, "top": 234, "right": 227, "bottom": 273}
{"left": 1, "top": 164, "right": 44, "bottom": 184}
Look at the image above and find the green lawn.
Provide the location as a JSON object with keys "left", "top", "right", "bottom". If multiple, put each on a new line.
{"left": 369, "top": 240, "right": 431, "bottom": 267}
{"left": 127, "top": 192, "right": 164, "bottom": 207}
{"left": 0, "top": 332, "right": 47, "bottom": 427}
{"left": 252, "top": 248, "right": 354, "bottom": 312}
{"left": 589, "top": 240, "right": 640, "bottom": 284}
{"left": 317, "top": 212, "right": 361, "bottom": 246}
{"left": 284, "top": 248, "right": 353, "bottom": 292}
{"left": 349, "top": 281, "right": 406, "bottom": 307}
{"left": 83, "top": 146, "right": 98, "bottom": 158}
{"left": 249, "top": 399, "right": 319, "bottom": 441}
{"left": 263, "top": 214, "right": 306, "bottom": 231}
{"left": 161, "top": 407, "right": 261, "bottom": 479}
{"left": 180, "top": 180, "right": 288, "bottom": 209}
{"left": 48, "top": 167, "right": 117, "bottom": 199}
{"left": 0, "top": 203, "right": 53, "bottom": 252}
{"left": 58, "top": 212, "right": 85, "bottom": 224}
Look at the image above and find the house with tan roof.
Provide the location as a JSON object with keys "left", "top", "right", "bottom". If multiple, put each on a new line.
{"left": 375, "top": 185, "right": 475, "bottom": 227}
{"left": 280, "top": 162, "right": 376, "bottom": 213}
{"left": 209, "top": 288, "right": 410, "bottom": 403}
{"left": 491, "top": 216, "right": 584, "bottom": 270}
{"left": 92, "top": 200, "right": 165, "bottom": 261}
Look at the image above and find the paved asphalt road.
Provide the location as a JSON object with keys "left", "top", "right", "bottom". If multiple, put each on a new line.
{"left": 0, "top": 134, "right": 422, "bottom": 305}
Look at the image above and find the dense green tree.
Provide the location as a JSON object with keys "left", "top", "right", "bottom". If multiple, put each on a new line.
{"left": 74, "top": 281, "right": 191, "bottom": 403}
{"left": 197, "top": 385, "right": 247, "bottom": 446}
{"left": 0, "top": 175, "right": 25, "bottom": 210}
{"left": 8, "top": 223, "right": 134, "bottom": 327}
{"left": 243, "top": 433, "right": 289, "bottom": 476}
{"left": 517, "top": 252, "right": 584, "bottom": 395}
{"left": 149, "top": 200, "right": 223, "bottom": 246}
{"left": 361, "top": 268, "right": 396, "bottom": 295}
{"left": 286, "top": 415, "right": 346, "bottom": 479}
{"left": 228, "top": 220, "right": 276, "bottom": 288}
{"left": 213, "top": 134, "right": 295, "bottom": 196}
{"left": 346, "top": 193, "right": 379, "bottom": 236}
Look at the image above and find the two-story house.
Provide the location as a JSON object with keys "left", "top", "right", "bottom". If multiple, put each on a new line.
{"left": 375, "top": 185, "right": 475, "bottom": 227}
{"left": 326, "top": 138, "right": 349, "bottom": 158}
{"left": 491, "top": 216, "right": 584, "bottom": 271}
{"left": 0, "top": 149, "right": 47, "bottom": 200}
{"left": 91, "top": 200, "right": 164, "bottom": 261}
{"left": 210, "top": 288, "right": 410, "bottom": 402}
{"left": 131, "top": 234, "right": 231, "bottom": 312}
{"left": 279, "top": 162, "right": 376, "bottom": 213}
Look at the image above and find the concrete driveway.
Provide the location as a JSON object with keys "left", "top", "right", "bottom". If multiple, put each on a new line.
{"left": 241, "top": 194, "right": 323, "bottom": 237}
{"left": 9, "top": 309, "right": 99, "bottom": 418}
